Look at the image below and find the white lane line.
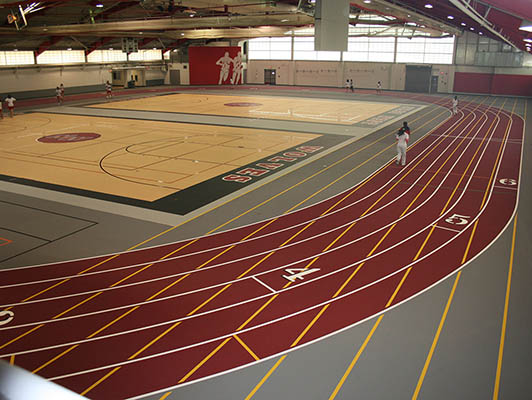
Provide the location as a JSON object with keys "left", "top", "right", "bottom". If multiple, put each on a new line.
{"left": 433, "top": 224, "right": 461, "bottom": 233}
{"left": 493, "top": 185, "right": 517, "bottom": 191}
{"left": 0, "top": 107, "right": 489, "bottom": 311}
{"left": 252, "top": 276, "right": 277, "bottom": 294}
{"left": 0, "top": 101, "right": 509, "bottom": 351}
{"left": 36, "top": 102, "right": 520, "bottom": 383}
{"left": 0, "top": 98, "right": 465, "bottom": 273}
{"left": 0, "top": 104, "right": 479, "bottom": 290}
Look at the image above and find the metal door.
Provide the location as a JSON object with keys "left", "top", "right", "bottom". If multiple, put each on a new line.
{"left": 430, "top": 75, "right": 439, "bottom": 93}
{"left": 170, "top": 70, "right": 181, "bottom": 85}
{"left": 405, "top": 65, "right": 432, "bottom": 93}
{"left": 264, "top": 69, "right": 276, "bottom": 85}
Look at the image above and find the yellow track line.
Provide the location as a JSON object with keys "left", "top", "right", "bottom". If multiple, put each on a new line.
{"left": 75, "top": 99, "right": 455, "bottom": 389}
{"left": 246, "top": 96, "right": 497, "bottom": 399}
{"left": 234, "top": 334, "right": 260, "bottom": 361}
{"left": 412, "top": 98, "right": 516, "bottom": 399}
{"left": 492, "top": 213, "right": 518, "bottom": 400}
{"left": 243, "top": 355, "right": 287, "bottom": 400}
{"left": 176, "top": 98, "right": 467, "bottom": 387}
{"left": 13, "top": 96, "right": 443, "bottom": 395}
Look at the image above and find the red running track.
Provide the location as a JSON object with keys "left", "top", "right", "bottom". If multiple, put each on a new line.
{"left": 0, "top": 95, "right": 524, "bottom": 399}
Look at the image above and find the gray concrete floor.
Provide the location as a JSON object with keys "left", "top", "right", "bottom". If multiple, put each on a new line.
{"left": 0, "top": 89, "right": 530, "bottom": 400}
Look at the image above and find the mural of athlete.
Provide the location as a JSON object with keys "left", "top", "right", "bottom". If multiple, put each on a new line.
{"left": 230, "top": 51, "right": 243, "bottom": 85}
{"left": 216, "top": 52, "right": 232, "bottom": 84}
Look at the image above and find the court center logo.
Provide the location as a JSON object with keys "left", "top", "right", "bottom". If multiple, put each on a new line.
{"left": 38, "top": 133, "right": 101, "bottom": 143}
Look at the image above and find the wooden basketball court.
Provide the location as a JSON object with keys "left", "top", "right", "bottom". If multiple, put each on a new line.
{"left": 0, "top": 93, "right": 417, "bottom": 213}
{"left": 89, "top": 93, "right": 401, "bottom": 125}
{"left": 0, "top": 112, "right": 320, "bottom": 202}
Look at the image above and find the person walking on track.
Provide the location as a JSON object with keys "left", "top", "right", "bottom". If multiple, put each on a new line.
{"left": 105, "top": 81, "right": 112, "bottom": 99}
{"left": 452, "top": 95, "right": 458, "bottom": 115}
{"left": 395, "top": 121, "right": 410, "bottom": 166}
{"left": 56, "top": 86, "right": 63, "bottom": 105}
{"left": 4, "top": 95, "right": 16, "bottom": 118}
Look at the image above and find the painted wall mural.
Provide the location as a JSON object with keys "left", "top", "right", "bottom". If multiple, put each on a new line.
{"left": 189, "top": 46, "right": 243, "bottom": 85}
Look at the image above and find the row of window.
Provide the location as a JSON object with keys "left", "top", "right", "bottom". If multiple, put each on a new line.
{"left": 0, "top": 49, "right": 167, "bottom": 66}
{"left": 248, "top": 36, "right": 455, "bottom": 64}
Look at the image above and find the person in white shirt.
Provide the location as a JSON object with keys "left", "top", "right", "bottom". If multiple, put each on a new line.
{"left": 105, "top": 81, "right": 112, "bottom": 99}
{"left": 452, "top": 96, "right": 458, "bottom": 115}
{"left": 56, "top": 87, "right": 62, "bottom": 105}
{"left": 4, "top": 95, "right": 16, "bottom": 118}
{"left": 395, "top": 121, "right": 410, "bottom": 166}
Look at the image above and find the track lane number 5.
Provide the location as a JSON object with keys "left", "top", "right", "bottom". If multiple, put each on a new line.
{"left": 0, "top": 310, "right": 14, "bottom": 326}
{"left": 445, "top": 213, "right": 470, "bottom": 225}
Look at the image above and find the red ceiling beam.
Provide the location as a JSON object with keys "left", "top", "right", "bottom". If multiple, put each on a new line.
{"left": 85, "top": 37, "right": 113, "bottom": 56}
{"left": 35, "top": 35, "right": 63, "bottom": 56}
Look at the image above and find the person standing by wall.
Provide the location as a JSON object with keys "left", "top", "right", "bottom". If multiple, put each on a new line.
{"left": 59, "top": 83, "right": 65, "bottom": 103}
{"left": 345, "top": 79, "right": 350, "bottom": 92}
{"left": 4, "top": 95, "right": 16, "bottom": 118}
{"left": 350, "top": 79, "right": 354, "bottom": 93}
{"left": 395, "top": 121, "right": 410, "bottom": 166}
{"left": 377, "top": 81, "right": 382, "bottom": 94}
{"left": 452, "top": 95, "right": 458, "bottom": 115}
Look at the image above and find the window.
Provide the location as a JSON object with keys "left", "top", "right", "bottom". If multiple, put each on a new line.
{"left": 248, "top": 37, "right": 291, "bottom": 60}
{"left": 37, "top": 50, "right": 85, "bottom": 64}
{"left": 87, "top": 50, "right": 128, "bottom": 63}
{"left": 396, "top": 37, "right": 454, "bottom": 64}
{"left": 343, "top": 37, "right": 394, "bottom": 63}
{"left": 293, "top": 37, "right": 340, "bottom": 61}
{"left": 128, "top": 49, "right": 162, "bottom": 61}
{"left": 0, "top": 51, "right": 34, "bottom": 65}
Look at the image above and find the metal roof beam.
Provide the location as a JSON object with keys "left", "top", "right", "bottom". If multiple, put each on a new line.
{"left": 85, "top": 36, "right": 113, "bottom": 55}
{"left": 448, "top": 0, "right": 518, "bottom": 49}
{"left": 35, "top": 35, "right": 63, "bottom": 55}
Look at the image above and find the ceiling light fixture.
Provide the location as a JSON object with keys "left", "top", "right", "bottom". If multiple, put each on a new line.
{"left": 424, "top": 4, "right": 433, "bottom": 8}
{"left": 519, "top": 20, "right": 532, "bottom": 32}
{"left": 363, "top": 0, "right": 371, "bottom": 3}
{"left": 470, "top": 27, "right": 474, "bottom": 30}
{"left": 447, "top": 15, "right": 454, "bottom": 20}
{"left": 96, "top": 3, "right": 103, "bottom": 8}
{"left": 523, "top": 38, "right": 532, "bottom": 42}
{"left": 479, "top": 32, "right": 483, "bottom": 35}
{"left": 461, "top": 22, "right": 466, "bottom": 26}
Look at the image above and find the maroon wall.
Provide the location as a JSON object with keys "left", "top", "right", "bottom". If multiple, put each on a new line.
{"left": 454, "top": 72, "right": 532, "bottom": 96}
{"left": 189, "top": 46, "right": 241, "bottom": 85}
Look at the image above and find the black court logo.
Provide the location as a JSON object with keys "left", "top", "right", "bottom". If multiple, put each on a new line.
{"left": 38, "top": 133, "right": 101, "bottom": 143}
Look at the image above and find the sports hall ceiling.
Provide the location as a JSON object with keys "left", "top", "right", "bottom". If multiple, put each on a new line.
{"left": 0, "top": 0, "right": 530, "bottom": 55}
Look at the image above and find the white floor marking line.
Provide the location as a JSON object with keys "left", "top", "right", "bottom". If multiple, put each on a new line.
{"left": 0, "top": 98, "right": 461, "bottom": 273}
{"left": 0, "top": 103, "right": 481, "bottom": 290}
{"left": 38, "top": 103, "right": 521, "bottom": 383}
{"left": 252, "top": 276, "right": 277, "bottom": 294}
{"left": 493, "top": 185, "right": 518, "bottom": 191}
{"left": 0, "top": 103, "right": 494, "bottom": 318}
{"left": 432, "top": 224, "right": 461, "bottom": 234}
{"left": 0, "top": 107, "right": 493, "bottom": 311}
{"left": 1, "top": 102, "right": 511, "bottom": 356}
